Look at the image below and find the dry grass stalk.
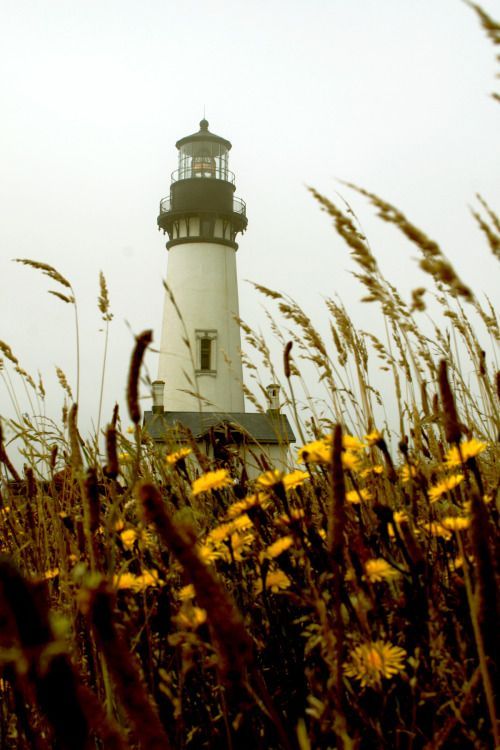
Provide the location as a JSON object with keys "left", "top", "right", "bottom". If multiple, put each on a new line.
{"left": 98, "top": 271, "right": 113, "bottom": 321}
{"left": 13, "top": 259, "right": 72, "bottom": 290}
{"left": 137, "top": 482, "right": 254, "bottom": 684}
{"left": 0, "top": 558, "right": 89, "bottom": 750}
{"left": 85, "top": 579, "right": 172, "bottom": 750}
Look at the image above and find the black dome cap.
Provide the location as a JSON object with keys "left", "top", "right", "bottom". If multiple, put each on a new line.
{"left": 176, "top": 119, "right": 232, "bottom": 151}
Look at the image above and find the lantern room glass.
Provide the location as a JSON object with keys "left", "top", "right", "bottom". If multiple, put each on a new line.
{"left": 178, "top": 141, "right": 229, "bottom": 181}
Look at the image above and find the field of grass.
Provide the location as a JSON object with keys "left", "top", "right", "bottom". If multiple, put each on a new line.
{"left": 0, "top": 5, "right": 499, "bottom": 749}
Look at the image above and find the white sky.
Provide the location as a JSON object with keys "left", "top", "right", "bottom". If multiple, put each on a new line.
{"left": 1, "top": 0, "right": 499, "bottom": 442}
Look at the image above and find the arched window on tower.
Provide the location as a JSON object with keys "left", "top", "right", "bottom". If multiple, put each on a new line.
{"left": 200, "top": 337, "right": 211, "bottom": 370}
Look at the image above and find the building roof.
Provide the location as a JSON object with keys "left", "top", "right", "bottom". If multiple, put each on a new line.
{"left": 143, "top": 411, "right": 295, "bottom": 444}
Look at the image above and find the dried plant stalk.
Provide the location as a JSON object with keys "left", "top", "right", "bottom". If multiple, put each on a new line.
{"left": 86, "top": 580, "right": 172, "bottom": 750}
{"left": 438, "top": 359, "right": 462, "bottom": 444}
{"left": 127, "top": 330, "right": 153, "bottom": 425}
{"left": 137, "top": 482, "right": 254, "bottom": 684}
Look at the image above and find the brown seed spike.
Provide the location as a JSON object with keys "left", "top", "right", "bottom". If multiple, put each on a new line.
{"left": 283, "top": 341, "right": 293, "bottom": 379}
{"left": 68, "top": 403, "right": 83, "bottom": 470}
{"left": 438, "top": 360, "right": 462, "bottom": 444}
{"left": 105, "top": 425, "right": 119, "bottom": 479}
{"left": 127, "top": 330, "right": 153, "bottom": 425}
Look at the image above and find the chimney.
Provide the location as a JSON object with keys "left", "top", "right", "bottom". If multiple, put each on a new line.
{"left": 152, "top": 380, "right": 165, "bottom": 413}
{"left": 266, "top": 383, "right": 281, "bottom": 414}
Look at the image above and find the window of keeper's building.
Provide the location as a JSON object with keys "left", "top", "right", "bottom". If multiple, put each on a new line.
{"left": 196, "top": 330, "right": 217, "bottom": 373}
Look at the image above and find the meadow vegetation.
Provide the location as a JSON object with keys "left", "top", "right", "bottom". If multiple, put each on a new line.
{"left": 0, "top": 5, "right": 499, "bottom": 749}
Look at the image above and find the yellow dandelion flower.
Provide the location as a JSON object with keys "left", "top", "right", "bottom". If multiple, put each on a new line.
{"left": 226, "top": 498, "right": 253, "bottom": 519}
{"left": 120, "top": 529, "right": 138, "bottom": 550}
{"left": 255, "top": 569, "right": 291, "bottom": 595}
{"left": 342, "top": 452, "right": 360, "bottom": 471}
{"left": 298, "top": 435, "right": 363, "bottom": 467}
{"left": 176, "top": 605, "right": 207, "bottom": 630}
{"left": 262, "top": 536, "right": 294, "bottom": 560}
{"left": 444, "top": 438, "right": 487, "bottom": 468}
{"left": 191, "top": 468, "right": 233, "bottom": 496}
{"left": 428, "top": 474, "right": 464, "bottom": 502}
{"left": 344, "top": 641, "right": 406, "bottom": 688}
{"left": 256, "top": 469, "right": 283, "bottom": 487}
{"left": 441, "top": 516, "right": 471, "bottom": 531}
{"left": 422, "top": 522, "right": 452, "bottom": 540}
{"left": 393, "top": 511, "right": 408, "bottom": 524}
{"left": 297, "top": 439, "right": 331, "bottom": 464}
{"left": 126, "top": 426, "right": 135, "bottom": 434}
{"left": 114, "top": 570, "right": 162, "bottom": 592}
{"left": 228, "top": 531, "right": 254, "bottom": 561}
{"left": 346, "top": 488, "right": 372, "bottom": 504}
{"left": 178, "top": 584, "right": 195, "bottom": 601}
{"left": 226, "top": 492, "right": 269, "bottom": 519}
{"left": 450, "top": 555, "right": 475, "bottom": 571}
{"left": 197, "top": 544, "right": 224, "bottom": 564}
{"left": 450, "top": 555, "right": 464, "bottom": 571}
{"left": 400, "top": 465, "right": 417, "bottom": 483}
{"left": 275, "top": 508, "right": 305, "bottom": 526}
{"left": 232, "top": 514, "right": 252, "bottom": 531}
{"left": 364, "top": 430, "right": 382, "bottom": 446}
{"left": 206, "top": 515, "right": 252, "bottom": 545}
{"left": 364, "top": 558, "right": 401, "bottom": 583}
{"left": 360, "top": 464, "right": 384, "bottom": 478}
{"left": 118, "top": 452, "right": 131, "bottom": 462}
{"left": 131, "top": 570, "right": 162, "bottom": 589}
{"left": 342, "top": 435, "right": 365, "bottom": 451}
{"left": 463, "top": 494, "right": 493, "bottom": 513}
{"left": 256, "top": 469, "right": 308, "bottom": 491}
{"left": 282, "top": 470, "right": 309, "bottom": 490}
{"left": 207, "top": 522, "right": 235, "bottom": 544}
{"left": 41, "top": 567, "right": 59, "bottom": 581}
{"left": 388, "top": 511, "right": 408, "bottom": 538}
{"left": 166, "top": 447, "right": 192, "bottom": 465}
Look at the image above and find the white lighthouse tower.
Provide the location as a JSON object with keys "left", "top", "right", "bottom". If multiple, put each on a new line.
{"left": 146, "top": 120, "right": 294, "bottom": 473}
{"left": 157, "top": 119, "right": 247, "bottom": 412}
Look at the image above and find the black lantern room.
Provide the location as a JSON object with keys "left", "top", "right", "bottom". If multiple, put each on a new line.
{"left": 158, "top": 120, "right": 247, "bottom": 250}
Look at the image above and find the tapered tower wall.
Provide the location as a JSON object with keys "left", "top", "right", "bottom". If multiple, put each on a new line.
{"left": 158, "top": 240, "right": 244, "bottom": 412}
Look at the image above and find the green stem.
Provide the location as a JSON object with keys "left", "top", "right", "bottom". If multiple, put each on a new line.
{"left": 96, "top": 320, "right": 110, "bottom": 448}
{"left": 457, "top": 532, "right": 499, "bottom": 748}
{"left": 73, "top": 291, "right": 80, "bottom": 407}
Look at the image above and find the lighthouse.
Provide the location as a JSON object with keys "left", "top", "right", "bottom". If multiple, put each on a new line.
{"left": 157, "top": 119, "right": 247, "bottom": 412}
{"left": 145, "top": 120, "right": 294, "bottom": 473}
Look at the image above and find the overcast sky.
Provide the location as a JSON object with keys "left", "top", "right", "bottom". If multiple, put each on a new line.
{"left": 1, "top": 0, "right": 499, "bottom": 443}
